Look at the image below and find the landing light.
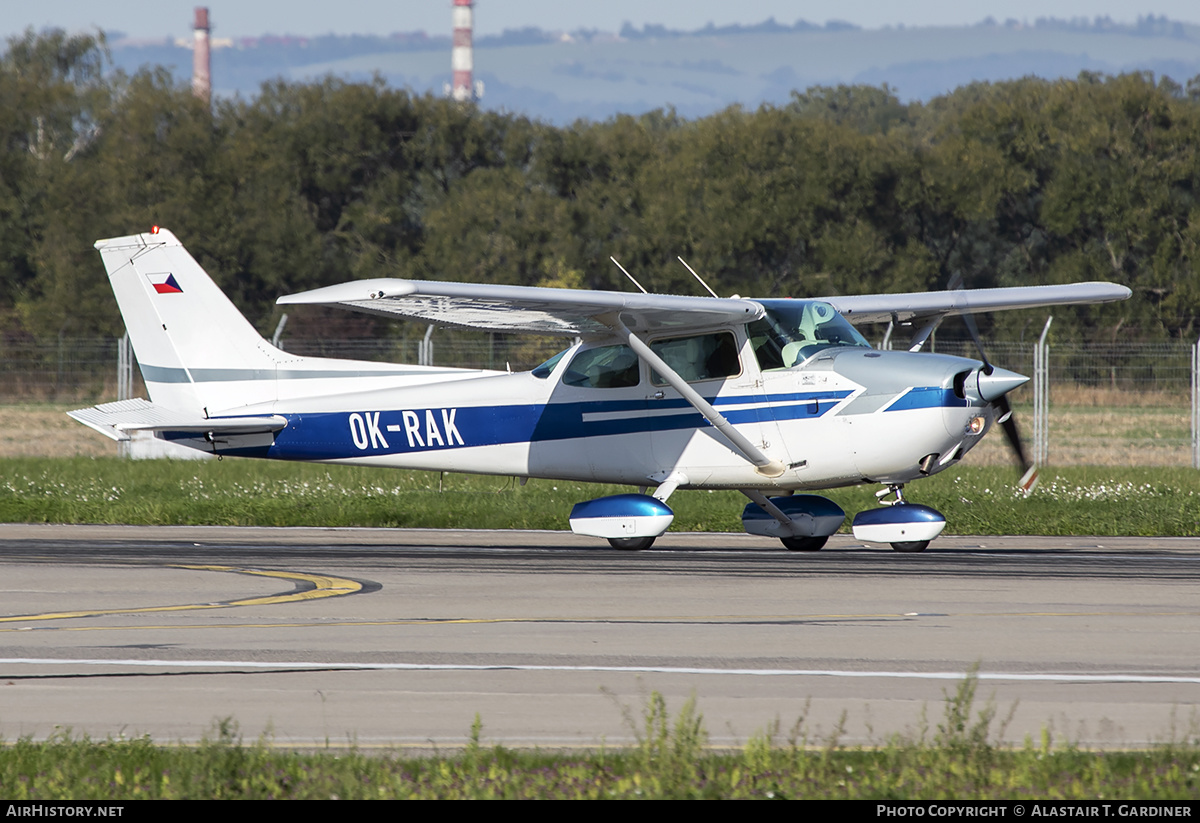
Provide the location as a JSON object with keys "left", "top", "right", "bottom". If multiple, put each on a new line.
{"left": 968, "top": 416, "right": 986, "bottom": 435}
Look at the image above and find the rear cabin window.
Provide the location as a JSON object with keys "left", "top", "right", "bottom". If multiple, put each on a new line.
{"left": 561, "top": 345, "right": 640, "bottom": 388}
{"left": 531, "top": 348, "right": 569, "bottom": 379}
{"left": 649, "top": 332, "right": 741, "bottom": 385}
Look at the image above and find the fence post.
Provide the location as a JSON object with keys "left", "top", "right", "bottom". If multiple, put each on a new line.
{"left": 117, "top": 332, "right": 133, "bottom": 458}
{"left": 1193, "top": 334, "right": 1200, "bottom": 469}
{"left": 418, "top": 324, "right": 435, "bottom": 366}
{"left": 117, "top": 332, "right": 132, "bottom": 402}
{"left": 1033, "top": 332, "right": 1041, "bottom": 464}
{"left": 271, "top": 314, "right": 288, "bottom": 351}
{"left": 1033, "top": 316, "right": 1052, "bottom": 465}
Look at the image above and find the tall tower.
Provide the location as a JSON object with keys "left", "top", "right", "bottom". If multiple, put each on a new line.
{"left": 191, "top": 7, "right": 212, "bottom": 106}
{"left": 451, "top": 0, "right": 481, "bottom": 102}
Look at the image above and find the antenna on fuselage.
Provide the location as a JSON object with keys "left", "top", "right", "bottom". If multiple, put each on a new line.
{"left": 677, "top": 256, "right": 720, "bottom": 298}
{"left": 610, "top": 256, "right": 648, "bottom": 294}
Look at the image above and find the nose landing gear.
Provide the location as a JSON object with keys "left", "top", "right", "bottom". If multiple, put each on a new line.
{"left": 851, "top": 484, "right": 946, "bottom": 552}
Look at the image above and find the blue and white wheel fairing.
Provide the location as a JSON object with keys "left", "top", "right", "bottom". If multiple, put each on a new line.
{"left": 569, "top": 494, "right": 674, "bottom": 547}
{"left": 739, "top": 494, "right": 844, "bottom": 551}
{"left": 851, "top": 504, "right": 946, "bottom": 552}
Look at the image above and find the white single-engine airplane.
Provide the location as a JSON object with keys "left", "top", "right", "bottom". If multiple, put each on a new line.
{"left": 70, "top": 228, "right": 1130, "bottom": 552}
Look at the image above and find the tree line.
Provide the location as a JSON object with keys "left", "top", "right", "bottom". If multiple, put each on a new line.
{"left": 2, "top": 29, "right": 1198, "bottom": 345}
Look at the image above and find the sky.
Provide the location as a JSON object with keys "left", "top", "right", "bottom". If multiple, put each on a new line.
{"left": 4, "top": 1, "right": 1200, "bottom": 41}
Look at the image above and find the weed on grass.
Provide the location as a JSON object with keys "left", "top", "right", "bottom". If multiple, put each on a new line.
{"left": 3, "top": 676, "right": 1200, "bottom": 799}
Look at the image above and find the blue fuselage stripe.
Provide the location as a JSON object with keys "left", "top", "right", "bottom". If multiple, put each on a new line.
{"left": 187, "top": 387, "right": 958, "bottom": 460}
{"left": 884, "top": 387, "right": 968, "bottom": 412}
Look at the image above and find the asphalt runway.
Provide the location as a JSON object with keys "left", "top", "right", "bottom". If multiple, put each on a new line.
{"left": 1, "top": 524, "right": 1198, "bottom": 750}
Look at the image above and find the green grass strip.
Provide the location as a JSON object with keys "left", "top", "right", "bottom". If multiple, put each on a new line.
{"left": 3, "top": 682, "right": 1200, "bottom": 799}
{"left": 1, "top": 458, "right": 1198, "bottom": 536}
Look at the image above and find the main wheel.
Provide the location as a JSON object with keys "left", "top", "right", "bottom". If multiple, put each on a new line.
{"left": 781, "top": 535, "right": 828, "bottom": 552}
{"left": 608, "top": 536, "right": 655, "bottom": 551}
{"left": 891, "top": 540, "right": 929, "bottom": 553}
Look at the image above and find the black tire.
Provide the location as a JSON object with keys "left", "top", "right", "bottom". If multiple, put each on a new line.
{"left": 608, "top": 536, "right": 655, "bottom": 551}
{"left": 891, "top": 541, "right": 929, "bottom": 553}
{"left": 781, "top": 535, "right": 828, "bottom": 552}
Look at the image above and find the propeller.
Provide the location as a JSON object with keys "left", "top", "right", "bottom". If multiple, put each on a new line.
{"left": 949, "top": 274, "right": 1039, "bottom": 495}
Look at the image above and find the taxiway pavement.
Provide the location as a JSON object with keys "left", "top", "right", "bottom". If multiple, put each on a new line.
{"left": 1, "top": 525, "right": 1197, "bottom": 750}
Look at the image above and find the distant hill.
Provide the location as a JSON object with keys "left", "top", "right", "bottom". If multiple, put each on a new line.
{"left": 108, "top": 15, "right": 1200, "bottom": 122}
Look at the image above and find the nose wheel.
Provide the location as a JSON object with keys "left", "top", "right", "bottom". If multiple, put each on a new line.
{"left": 879, "top": 486, "right": 929, "bottom": 551}
{"left": 852, "top": 484, "right": 945, "bottom": 552}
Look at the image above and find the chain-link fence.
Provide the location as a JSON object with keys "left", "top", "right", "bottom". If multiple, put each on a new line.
{"left": 2, "top": 337, "right": 134, "bottom": 402}
{"left": 930, "top": 338, "right": 1191, "bottom": 467}
{"left": 2, "top": 333, "right": 1195, "bottom": 466}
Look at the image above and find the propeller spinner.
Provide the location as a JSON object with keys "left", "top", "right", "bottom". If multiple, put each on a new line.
{"left": 951, "top": 275, "right": 1040, "bottom": 495}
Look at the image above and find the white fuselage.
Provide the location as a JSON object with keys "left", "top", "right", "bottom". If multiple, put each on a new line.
{"left": 183, "top": 330, "right": 993, "bottom": 492}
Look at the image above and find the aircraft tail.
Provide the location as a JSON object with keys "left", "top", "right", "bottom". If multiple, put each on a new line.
{"left": 94, "top": 228, "right": 284, "bottom": 414}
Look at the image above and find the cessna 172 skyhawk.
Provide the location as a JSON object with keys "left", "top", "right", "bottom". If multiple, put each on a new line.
{"left": 70, "top": 228, "right": 1130, "bottom": 552}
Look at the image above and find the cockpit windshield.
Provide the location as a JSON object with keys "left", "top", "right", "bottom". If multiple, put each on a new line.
{"left": 748, "top": 300, "right": 872, "bottom": 370}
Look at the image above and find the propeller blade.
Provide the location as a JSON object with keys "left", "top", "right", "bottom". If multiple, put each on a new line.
{"left": 995, "top": 394, "right": 1039, "bottom": 496}
{"left": 949, "top": 272, "right": 993, "bottom": 375}
{"left": 1019, "top": 464, "right": 1040, "bottom": 497}
{"left": 951, "top": 274, "right": 1033, "bottom": 491}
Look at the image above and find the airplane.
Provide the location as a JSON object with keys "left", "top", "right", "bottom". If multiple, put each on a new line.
{"left": 69, "top": 227, "right": 1130, "bottom": 552}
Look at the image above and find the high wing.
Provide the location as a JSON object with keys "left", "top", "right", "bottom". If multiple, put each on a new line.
{"left": 67, "top": 399, "right": 286, "bottom": 442}
{"left": 277, "top": 278, "right": 763, "bottom": 336}
{"left": 822, "top": 282, "right": 1132, "bottom": 326}
{"left": 279, "top": 278, "right": 1130, "bottom": 336}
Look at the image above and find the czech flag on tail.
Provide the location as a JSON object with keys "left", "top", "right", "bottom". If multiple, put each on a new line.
{"left": 146, "top": 272, "right": 183, "bottom": 294}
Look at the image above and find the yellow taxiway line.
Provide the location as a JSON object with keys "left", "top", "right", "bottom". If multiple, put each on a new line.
{"left": 0, "top": 565, "right": 362, "bottom": 623}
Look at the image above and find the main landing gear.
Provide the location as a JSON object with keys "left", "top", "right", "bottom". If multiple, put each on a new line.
{"left": 779, "top": 535, "right": 829, "bottom": 552}
{"left": 571, "top": 485, "right": 947, "bottom": 553}
{"left": 568, "top": 494, "right": 674, "bottom": 551}
{"left": 740, "top": 492, "right": 845, "bottom": 551}
{"left": 608, "top": 536, "right": 656, "bottom": 551}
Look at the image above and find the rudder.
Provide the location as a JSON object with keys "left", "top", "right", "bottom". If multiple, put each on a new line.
{"left": 95, "top": 228, "right": 281, "bottom": 414}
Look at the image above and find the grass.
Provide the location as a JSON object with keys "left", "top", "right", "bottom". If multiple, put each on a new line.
{"left": 0, "top": 404, "right": 114, "bottom": 458}
{"left": 2, "top": 457, "right": 1199, "bottom": 536}
{"left": 3, "top": 675, "right": 1199, "bottom": 799}
{"left": 966, "top": 400, "right": 1190, "bottom": 468}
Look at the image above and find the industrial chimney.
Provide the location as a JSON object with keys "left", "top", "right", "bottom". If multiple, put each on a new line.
{"left": 192, "top": 7, "right": 211, "bottom": 106}
{"left": 450, "top": 0, "right": 482, "bottom": 102}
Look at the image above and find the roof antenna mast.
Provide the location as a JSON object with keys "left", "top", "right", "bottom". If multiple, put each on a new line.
{"left": 677, "top": 256, "right": 719, "bottom": 298}
{"left": 610, "top": 257, "right": 648, "bottom": 294}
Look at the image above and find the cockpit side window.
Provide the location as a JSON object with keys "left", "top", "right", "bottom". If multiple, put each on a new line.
{"left": 749, "top": 301, "right": 872, "bottom": 370}
{"left": 747, "top": 317, "right": 789, "bottom": 371}
{"left": 561, "top": 345, "right": 640, "bottom": 388}
{"left": 648, "top": 332, "right": 741, "bottom": 385}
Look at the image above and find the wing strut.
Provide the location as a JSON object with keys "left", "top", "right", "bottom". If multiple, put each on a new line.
{"left": 607, "top": 316, "right": 785, "bottom": 478}
{"left": 907, "top": 315, "right": 944, "bottom": 352}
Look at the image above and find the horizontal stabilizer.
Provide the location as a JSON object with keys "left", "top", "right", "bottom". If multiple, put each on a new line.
{"left": 67, "top": 399, "right": 286, "bottom": 442}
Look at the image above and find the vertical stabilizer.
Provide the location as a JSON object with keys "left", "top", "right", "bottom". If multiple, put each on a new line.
{"left": 94, "top": 228, "right": 282, "bottom": 413}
